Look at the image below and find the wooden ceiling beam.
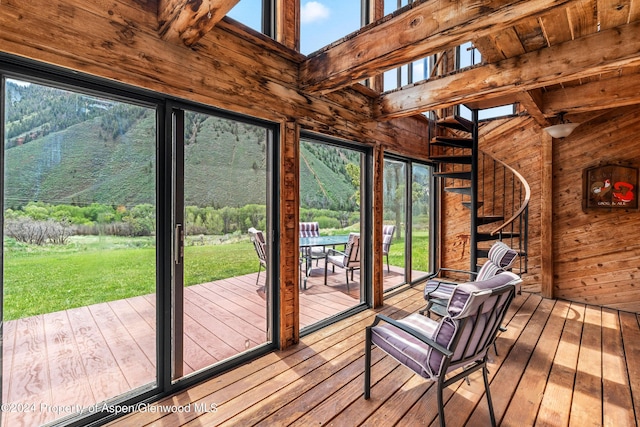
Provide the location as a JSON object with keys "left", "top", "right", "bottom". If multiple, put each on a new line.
{"left": 299, "top": 0, "right": 575, "bottom": 94}
{"left": 158, "top": 0, "right": 239, "bottom": 46}
{"left": 542, "top": 72, "right": 640, "bottom": 115}
{"left": 378, "top": 20, "right": 640, "bottom": 120}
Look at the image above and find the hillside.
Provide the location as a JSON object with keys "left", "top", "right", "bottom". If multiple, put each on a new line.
{"left": 3, "top": 80, "right": 358, "bottom": 210}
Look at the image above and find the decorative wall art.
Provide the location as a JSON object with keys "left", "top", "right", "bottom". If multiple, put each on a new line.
{"left": 583, "top": 164, "right": 638, "bottom": 211}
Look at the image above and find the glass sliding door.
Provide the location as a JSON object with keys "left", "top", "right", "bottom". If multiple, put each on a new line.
{"left": 383, "top": 156, "right": 432, "bottom": 293}
{"left": 2, "top": 78, "right": 157, "bottom": 425}
{"left": 411, "top": 163, "right": 432, "bottom": 281}
{"left": 299, "top": 137, "right": 368, "bottom": 330}
{"left": 172, "top": 108, "right": 273, "bottom": 381}
{"left": 383, "top": 158, "right": 407, "bottom": 289}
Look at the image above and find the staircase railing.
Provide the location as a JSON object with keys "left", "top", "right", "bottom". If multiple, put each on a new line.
{"left": 478, "top": 151, "right": 530, "bottom": 274}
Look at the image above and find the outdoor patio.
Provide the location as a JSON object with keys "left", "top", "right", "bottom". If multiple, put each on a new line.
{"left": 1, "top": 261, "right": 409, "bottom": 426}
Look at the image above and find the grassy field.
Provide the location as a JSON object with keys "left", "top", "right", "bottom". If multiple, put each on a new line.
{"left": 3, "top": 231, "right": 428, "bottom": 321}
{"left": 2, "top": 235, "right": 257, "bottom": 321}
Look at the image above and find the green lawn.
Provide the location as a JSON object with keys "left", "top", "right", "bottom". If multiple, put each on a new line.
{"left": 2, "top": 235, "right": 257, "bottom": 321}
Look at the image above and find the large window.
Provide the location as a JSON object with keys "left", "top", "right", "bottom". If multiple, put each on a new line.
{"left": 2, "top": 78, "right": 158, "bottom": 425}
{"left": 171, "top": 107, "right": 274, "bottom": 381}
{"left": 228, "top": 0, "right": 273, "bottom": 36}
{"left": 300, "top": 1, "right": 363, "bottom": 55}
{"left": 299, "top": 136, "right": 370, "bottom": 331}
{"left": 1, "top": 66, "right": 278, "bottom": 426}
{"left": 383, "top": 156, "right": 432, "bottom": 292}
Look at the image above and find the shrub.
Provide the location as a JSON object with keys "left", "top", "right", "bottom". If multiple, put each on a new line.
{"left": 4, "top": 217, "right": 73, "bottom": 245}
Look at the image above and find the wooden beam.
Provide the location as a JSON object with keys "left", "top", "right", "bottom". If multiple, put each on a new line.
{"left": 542, "top": 72, "right": 640, "bottom": 115}
{"left": 299, "top": 0, "right": 574, "bottom": 94}
{"left": 158, "top": 0, "right": 240, "bottom": 46}
{"left": 378, "top": 20, "right": 640, "bottom": 119}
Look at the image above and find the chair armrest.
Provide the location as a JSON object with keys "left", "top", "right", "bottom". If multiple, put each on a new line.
{"left": 372, "top": 314, "right": 453, "bottom": 358}
{"left": 326, "top": 248, "right": 346, "bottom": 257}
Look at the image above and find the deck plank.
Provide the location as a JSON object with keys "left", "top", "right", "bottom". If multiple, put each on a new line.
{"left": 601, "top": 308, "right": 636, "bottom": 426}
{"left": 570, "top": 304, "right": 602, "bottom": 427}
{"left": 88, "top": 302, "right": 156, "bottom": 389}
{"left": 536, "top": 302, "right": 586, "bottom": 426}
{"left": 107, "top": 290, "right": 640, "bottom": 427}
{"left": 500, "top": 300, "right": 570, "bottom": 426}
{"left": 619, "top": 311, "right": 640, "bottom": 426}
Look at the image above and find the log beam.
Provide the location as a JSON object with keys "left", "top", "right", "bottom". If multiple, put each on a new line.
{"left": 158, "top": 0, "right": 239, "bottom": 46}
{"left": 542, "top": 72, "right": 640, "bottom": 116}
{"left": 299, "top": 0, "right": 574, "bottom": 94}
{"left": 378, "top": 20, "right": 640, "bottom": 120}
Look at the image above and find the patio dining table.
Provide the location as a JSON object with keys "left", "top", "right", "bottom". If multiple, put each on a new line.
{"left": 299, "top": 234, "right": 350, "bottom": 289}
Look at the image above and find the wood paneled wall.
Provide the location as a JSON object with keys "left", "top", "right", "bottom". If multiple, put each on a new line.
{"left": 0, "top": 0, "right": 431, "bottom": 349}
{"left": 552, "top": 106, "right": 640, "bottom": 313}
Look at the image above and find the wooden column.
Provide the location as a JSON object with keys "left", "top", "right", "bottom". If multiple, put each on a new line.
{"left": 372, "top": 144, "right": 384, "bottom": 307}
{"left": 276, "top": 0, "right": 300, "bottom": 51}
{"left": 279, "top": 121, "right": 300, "bottom": 348}
{"left": 541, "top": 131, "right": 554, "bottom": 298}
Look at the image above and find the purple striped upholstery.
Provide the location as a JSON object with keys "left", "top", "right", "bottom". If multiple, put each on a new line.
{"left": 382, "top": 225, "right": 395, "bottom": 254}
{"left": 424, "top": 241, "right": 519, "bottom": 302}
{"left": 299, "top": 222, "right": 320, "bottom": 238}
{"left": 371, "top": 272, "right": 521, "bottom": 380}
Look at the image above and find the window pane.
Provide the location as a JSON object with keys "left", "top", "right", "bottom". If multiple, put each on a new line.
{"left": 3, "top": 79, "right": 157, "bottom": 425}
{"left": 383, "top": 158, "right": 406, "bottom": 289}
{"left": 228, "top": 0, "right": 264, "bottom": 33}
{"left": 299, "top": 138, "right": 364, "bottom": 329}
{"left": 177, "top": 110, "right": 272, "bottom": 379}
{"left": 300, "top": 0, "right": 361, "bottom": 55}
{"left": 411, "top": 163, "right": 432, "bottom": 281}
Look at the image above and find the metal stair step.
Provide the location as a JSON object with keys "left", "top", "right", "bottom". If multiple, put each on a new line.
{"left": 462, "top": 200, "right": 484, "bottom": 209}
{"left": 434, "top": 171, "right": 472, "bottom": 180}
{"left": 476, "top": 232, "right": 521, "bottom": 242}
{"left": 430, "top": 155, "right": 472, "bottom": 165}
{"left": 476, "top": 215, "right": 504, "bottom": 225}
{"left": 437, "top": 115, "right": 474, "bottom": 133}
{"left": 431, "top": 136, "right": 474, "bottom": 149}
{"left": 444, "top": 186, "right": 471, "bottom": 195}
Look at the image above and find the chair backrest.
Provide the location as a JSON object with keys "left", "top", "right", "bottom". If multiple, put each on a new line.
{"left": 424, "top": 271, "right": 521, "bottom": 379}
{"left": 475, "top": 241, "right": 518, "bottom": 282}
{"left": 343, "top": 232, "right": 361, "bottom": 267}
{"left": 299, "top": 222, "right": 320, "bottom": 238}
{"left": 382, "top": 225, "right": 395, "bottom": 254}
{"left": 248, "top": 227, "right": 267, "bottom": 264}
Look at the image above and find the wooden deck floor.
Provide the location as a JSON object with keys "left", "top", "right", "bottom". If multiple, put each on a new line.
{"left": 109, "top": 288, "right": 640, "bottom": 427}
{"left": 2, "top": 264, "right": 408, "bottom": 426}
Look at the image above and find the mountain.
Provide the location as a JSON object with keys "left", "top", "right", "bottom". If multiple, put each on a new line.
{"left": 3, "top": 80, "right": 358, "bottom": 211}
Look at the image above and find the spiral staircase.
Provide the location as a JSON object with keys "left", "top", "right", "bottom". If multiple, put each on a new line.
{"left": 429, "top": 110, "right": 530, "bottom": 275}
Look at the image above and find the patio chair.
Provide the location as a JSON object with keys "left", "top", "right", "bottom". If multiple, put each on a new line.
{"left": 365, "top": 271, "right": 522, "bottom": 427}
{"left": 324, "top": 232, "right": 360, "bottom": 292}
{"left": 423, "top": 241, "right": 518, "bottom": 317}
{"left": 382, "top": 225, "right": 395, "bottom": 272}
{"left": 248, "top": 227, "right": 267, "bottom": 286}
{"left": 299, "top": 221, "right": 325, "bottom": 266}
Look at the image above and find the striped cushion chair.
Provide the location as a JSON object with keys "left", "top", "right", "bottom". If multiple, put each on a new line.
{"left": 299, "top": 221, "right": 325, "bottom": 264}
{"left": 365, "top": 272, "right": 522, "bottom": 427}
{"left": 423, "top": 241, "right": 518, "bottom": 317}
{"left": 382, "top": 225, "right": 395, "bottom": 272}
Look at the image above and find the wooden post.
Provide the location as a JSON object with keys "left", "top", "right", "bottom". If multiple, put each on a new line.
{"left": 279, "top": 121, "right": 300, "bottom": 348}
{"left": 541, "top": 131, "right": 554, "bottom": 298}
{"left": 372, "top": 144, "right": 384, "bottom": 307}
{"left": 276, "top": 0, "right": 300, "bottom": 51}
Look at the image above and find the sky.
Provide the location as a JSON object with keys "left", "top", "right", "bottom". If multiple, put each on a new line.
{"left": 228, "top": 1, "right": 363, "bottom": 55}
